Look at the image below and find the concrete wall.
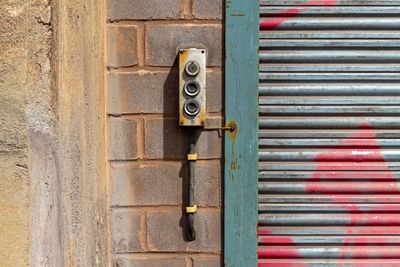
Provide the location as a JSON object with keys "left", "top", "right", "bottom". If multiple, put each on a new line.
{"left": 0, "top": 1, "right": 56, "bottom": 265}
{"left": 0, "top": 1, "right": 32, "bottom": 265}
{"left": 106, "top": 0, "right": 224, "bottom": 266}
{"left": 54, "top": 0, "right": 108, "bottom": 265}
{"left": 0, "top": 1, "right": 108, "bottom": 266}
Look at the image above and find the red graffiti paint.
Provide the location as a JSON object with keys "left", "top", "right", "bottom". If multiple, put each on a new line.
{"left": 305, "top": 124, "right": 400, "bottom": 264}
{"left": 307, "top": 126, "right": 398, "bottom": 202}
{"left": 260, "top": 260, "right": 399, "bottom": 267}
{"left": 258, "top": 238, "right": 301, "bottom": 258}
{"left": 259, "top": 123, "right": 400, "bottom": 266}
{"left": 260, "top": 0, "right": 337, "bottom": 30}
{"left": 258, "top": 230, "right": 307, "bottom": 267}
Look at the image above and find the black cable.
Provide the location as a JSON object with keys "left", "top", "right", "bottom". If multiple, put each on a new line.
{"left": 186, "top": 131, "right": 196, "bottom": 241}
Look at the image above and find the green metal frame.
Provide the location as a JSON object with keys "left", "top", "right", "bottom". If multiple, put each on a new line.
{"left": 225, "top": 0, "right": 259, "bottom": 266}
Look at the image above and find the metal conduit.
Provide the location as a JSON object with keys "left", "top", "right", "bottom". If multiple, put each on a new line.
{"left": 186, "top": 132, "right": 197, "bottom": 241}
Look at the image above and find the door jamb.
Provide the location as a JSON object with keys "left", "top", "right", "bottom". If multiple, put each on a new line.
{"left": 224, "top": 1, "right": 259, "bottom": 266}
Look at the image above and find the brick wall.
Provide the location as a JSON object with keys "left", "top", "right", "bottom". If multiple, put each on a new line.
{"left": 106, "top": 1, "right": 224, "bottom": 266}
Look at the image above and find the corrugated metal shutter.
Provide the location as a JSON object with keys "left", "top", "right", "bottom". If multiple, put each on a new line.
{"left": 258, "top": 1, "right": 400, "bottom": 266}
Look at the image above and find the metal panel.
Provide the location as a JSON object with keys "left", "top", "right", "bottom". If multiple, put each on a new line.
{"left": 225, "top": 0, "right": 259, "bottom": 266}
{"left": 259, "top": 0, "right": 400, "bottom": 266}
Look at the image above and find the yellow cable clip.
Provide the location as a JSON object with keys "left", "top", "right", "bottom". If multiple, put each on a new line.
{"left": 187, "top": 153, "right": 198, "bottom": 161}
{"left": 186, "top": 205, "right": 198, "bottom": 214}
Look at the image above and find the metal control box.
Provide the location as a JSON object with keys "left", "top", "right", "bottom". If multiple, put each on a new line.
{"left": 179, "top": 48, "right": 206, "bottom": 127}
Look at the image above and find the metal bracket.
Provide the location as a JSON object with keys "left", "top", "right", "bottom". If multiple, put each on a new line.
{"left": 186, "top": 205, "right": 198, "bottom": 214}
{"left": 204, "top": 125, "right": 235, "bottom": 131}
{"left": 203, "top": 125, "right": 236, "bottom": 137}
{"left": 187, "top": 153, "right": 198, "bottom": 161}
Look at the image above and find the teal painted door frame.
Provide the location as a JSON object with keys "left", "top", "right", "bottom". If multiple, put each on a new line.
{"left": 225, "top": 1, "right": 259, "bottom": 266}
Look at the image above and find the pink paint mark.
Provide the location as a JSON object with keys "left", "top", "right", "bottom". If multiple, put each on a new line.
{"left": 308, "top": 170, "right": 397, "bottom": 180}
{"left": 259, "top": 123, "right": 400, "bottom": 266}
{"left": 258, "top": 240, "right": 307, "bottom": 267}
{"left": 260, "top": 9, "right": 302, "bottom": 30}
{"left": 258, "top": 230, "right": 307, "bottom": 267}
{"left": 305, "top": 123, "right": 400, "bottom": 263}
{"left": 260, "top": 261, "right": 400, "bottom": 267}
{"left": 307, "top": 126, "right": 398, "bottom": 210}
{"left": 260, "top": 0, "right": 337, "bottom": 30}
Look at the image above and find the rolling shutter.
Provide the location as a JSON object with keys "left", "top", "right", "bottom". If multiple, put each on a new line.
{"left": 258, "top": 1, "right": 400, "bottom": 266}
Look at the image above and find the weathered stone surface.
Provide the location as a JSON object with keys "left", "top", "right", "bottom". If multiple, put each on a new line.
{"left": 0, "top": 2, "right": 32, "bottom": 266}
{"left": 55, "top": 1, "right": 109, "bottom": 265}
{"left": 0, "top": 154, "right": 30, "bottom": 266}
{"left": 1, "top": 1, "right": 60, "bottom": 266}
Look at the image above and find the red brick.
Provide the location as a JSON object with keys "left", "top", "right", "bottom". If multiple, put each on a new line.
{"left": 107, "top": 26, "right": 138, "bottom": 68}
{"left": 110, "top": 161, "right": 220, "bottom": 207}
{"left": 113, "top": 256, "right": 187, "bottom": 267}
{"left": 144, "top": 118, "right": 221, "bottom": 160}
{"left": 107, "top": 0, "right": 181, "bottom": 20}
{"left": 147, "top": 208, "right": 221, "bottom": 252}
{"left": 146, "top": 24, "right": 222, "bottom": 67}
{"left": 107, "top": 71, "right": 222, "bottom": 115}
{"left": 193, "top": 0, "right": 223, "bottom": 19}
{"left": 108, "top": 118, "right": 140, "bottom": 160}
{"left": 111, "top": 209, "right": 145, "bottom": 252}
